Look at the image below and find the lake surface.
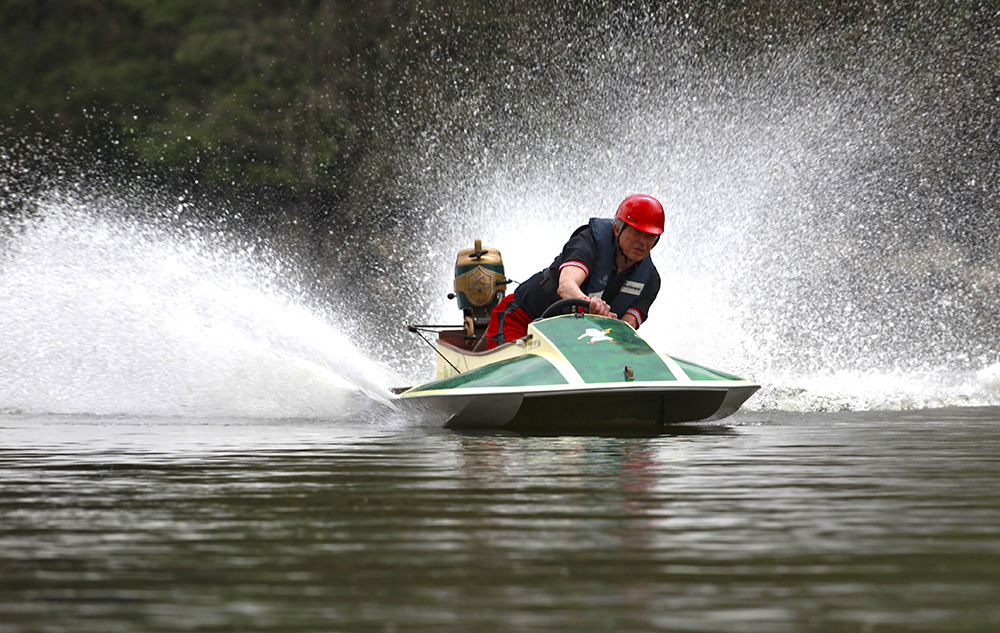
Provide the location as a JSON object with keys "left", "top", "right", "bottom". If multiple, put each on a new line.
{"left": 3, "top": 407, "right": 999, "bottom": 632}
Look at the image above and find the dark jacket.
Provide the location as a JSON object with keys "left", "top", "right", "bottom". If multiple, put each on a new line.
{"left": 513, "top": 218, "right": 660, "bottom": 325}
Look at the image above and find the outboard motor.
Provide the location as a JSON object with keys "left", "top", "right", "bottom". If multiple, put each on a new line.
{"left": 453, "top": 239, "right": 506, "bottom": 337}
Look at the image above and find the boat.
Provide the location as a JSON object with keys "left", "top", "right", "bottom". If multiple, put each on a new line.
{"left": 395, "top": 239, "right": 759, "bottom": 433}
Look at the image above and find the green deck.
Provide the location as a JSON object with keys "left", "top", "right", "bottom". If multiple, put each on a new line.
{"left": 532, "top": 315, "right": 675, "bottom": 383}
{"left": 671, "top": 357, "right": 747, "bottom": 381}
{"left": 405, "top": 354, "right": 567, "bottom": 394}
{"left": 403, "top": 314, "right": 750, "bottom": 396}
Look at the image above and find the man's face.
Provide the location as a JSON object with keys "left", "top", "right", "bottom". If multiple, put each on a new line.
{"left": 615, "top": 224, "right": 658, "bottom": 261}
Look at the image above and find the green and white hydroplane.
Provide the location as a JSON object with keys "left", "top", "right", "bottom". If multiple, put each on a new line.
{"left": 396, "top": 240, "right": 758, "bottom": 433}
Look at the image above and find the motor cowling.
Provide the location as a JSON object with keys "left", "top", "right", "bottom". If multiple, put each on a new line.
{"left": 453, "top": 239, "right": 506, "bottom": 336}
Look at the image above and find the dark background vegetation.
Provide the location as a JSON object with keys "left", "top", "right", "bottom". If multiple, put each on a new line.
{"left": 4, "top": 1, "right": 998, "bottom": 218}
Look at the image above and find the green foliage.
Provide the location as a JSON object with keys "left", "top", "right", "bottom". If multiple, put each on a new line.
{"left": 1, "top": 0, "right": 998, "bottom": 197}
{"left": 0, "top": 0, "right": 365, "bottom": 190}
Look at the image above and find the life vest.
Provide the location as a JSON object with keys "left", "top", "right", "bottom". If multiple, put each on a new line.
{"left": 582, "top": 218, "right": 653, "bottom": 317}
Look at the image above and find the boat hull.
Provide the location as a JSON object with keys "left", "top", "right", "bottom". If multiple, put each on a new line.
{"left": 442, "top": 385, "right": 757, "bottom": 433}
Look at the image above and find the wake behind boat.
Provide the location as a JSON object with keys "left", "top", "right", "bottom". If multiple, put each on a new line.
{"left": 395, "top": 240, "right": 758, "bottom": 433}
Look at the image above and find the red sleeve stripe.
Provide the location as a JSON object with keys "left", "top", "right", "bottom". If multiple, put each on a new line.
{"left": 626, "top": 307, "right": 644, "bottom": 325}
{"left": 559, "top": 260, "right": 589, "bottom": 276}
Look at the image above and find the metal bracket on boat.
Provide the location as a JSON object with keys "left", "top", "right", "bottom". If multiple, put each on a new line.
{"left": 624, "top": 365, "right": 634, "bottom": 381}
{"left": 406, "top": 324, "right": 462, "bottom": 375}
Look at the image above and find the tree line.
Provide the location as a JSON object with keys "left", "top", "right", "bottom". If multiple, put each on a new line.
{"left": 2, "top": 0, "right": 997, "bottom": 219}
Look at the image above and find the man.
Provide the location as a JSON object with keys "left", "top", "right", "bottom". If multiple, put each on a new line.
{"left": 484, "top": 193, "right": 663, "bottom": 348}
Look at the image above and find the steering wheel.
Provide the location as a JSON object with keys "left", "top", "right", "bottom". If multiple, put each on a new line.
{"left": 537, "top": 297, "right": 591, "bottom": 320}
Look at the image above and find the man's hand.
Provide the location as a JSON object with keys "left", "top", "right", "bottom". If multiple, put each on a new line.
{"left": 558, "top": 266, "right": 618, "bottom": 318}
{"left": 584, "top": 296, "right": 616, "bottom": 318}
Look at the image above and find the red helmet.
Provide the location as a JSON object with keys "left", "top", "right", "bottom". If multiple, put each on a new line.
{"left": 615, "top": 194, "right": 664, "bottom": 235}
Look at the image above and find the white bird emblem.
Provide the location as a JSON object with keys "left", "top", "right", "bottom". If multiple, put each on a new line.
{"left": 578, "top": 328, "right": 615, "bottom": 344}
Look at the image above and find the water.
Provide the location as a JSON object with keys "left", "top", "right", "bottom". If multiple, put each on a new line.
{"left": 0, "top": 194, "right": 394, "bottom": 418}
{"left": 3, "top": 408, "right": 1000, "bottom": 632}
{"left": 4, "top": 4, "right": 1000, "bottom": 631}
